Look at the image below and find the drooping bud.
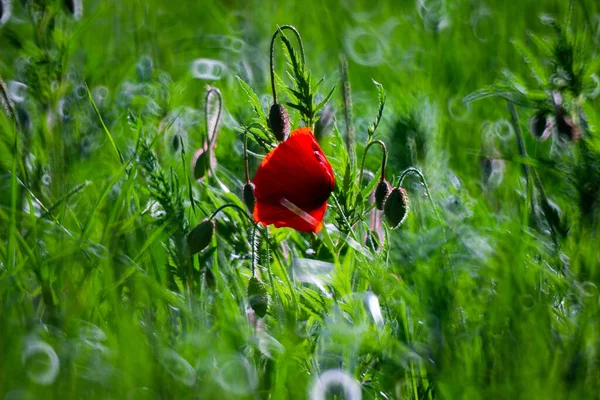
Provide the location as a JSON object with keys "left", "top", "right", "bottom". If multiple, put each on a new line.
{"left": 64, "top": 0, "right": 83, "bottom": 19}
{"left": 555, "top": 109, "right": 580, "bottom": 143}
{"left": 268, "top": 103, "right": 290, "bottom": 142}
{"left": 374, "top": 180, "right": 391, "bottom": 210}
{"left": 248, "top": 277, "right": 269, "bottom": 318}
{"left": 243, "top": 182, "right": 256, "bottom": 213}
{"left": 529, "top": 111, "right": 551, "bottom": 141}
{"left": 383, "top": 187, "right": 410, "bottom": 229}
{"left": 192, "top": 146, "right": 216, "bottom": 182}
{"left": 187, "top": 219, "right": 215, "bottom": 255}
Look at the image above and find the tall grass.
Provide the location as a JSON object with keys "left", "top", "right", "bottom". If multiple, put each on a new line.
{"left": 1, "top": 0, "right": 600, "bottom": 399}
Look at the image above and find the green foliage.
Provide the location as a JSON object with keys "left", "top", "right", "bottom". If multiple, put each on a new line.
{"left": 1, "top": 1, "right": 600, "bottom": 399}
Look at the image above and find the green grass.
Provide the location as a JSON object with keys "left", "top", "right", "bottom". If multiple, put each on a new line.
{"left": 1, "top": 0, "right": 600, "bottom": 399}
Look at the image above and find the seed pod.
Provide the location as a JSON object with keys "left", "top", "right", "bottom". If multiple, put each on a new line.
{"left": 187, "top": 219, "right": 215, "bottom": 255}
{"left": 529, "top": 111, "right": 551, "bottom": 141}
{"left": 383, "top": 187, "right": 410, "bottom": 229}
{"left": 248, "top": 277, "right": 269, "bottom": 318}
{"left": 374, "top": 180, "right": 391, "bottom": 210}
{"left": 243, "top": 182, "right": 256, "bottom": 213}
{"left": 268, "top": 103, "right": 290, "bottom": 142}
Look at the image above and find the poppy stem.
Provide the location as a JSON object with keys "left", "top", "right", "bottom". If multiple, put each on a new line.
{"left": 340, "top": 55, "right": 355, "bottom": 164}
{"left": 359, "top": 140, "right": 388, "bottom": 185}
{"left": 241, "top": 123, "right": 263, "bottom": 183}
{"left": 398, "top": 167, "right": 443, "bottom": 228}
{"left": 269, "top": 25, "right": 306, "bottom": 104}
{"left": 209, "top": 203, "right": 254, "bottom": 224}
{"left": 205, "top": 87, "right": 223, "bottom": 149}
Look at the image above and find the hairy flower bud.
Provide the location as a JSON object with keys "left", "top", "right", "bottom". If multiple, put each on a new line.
{"left": 529, "top": 111, "right": 551, "bottom": 141}
{"left": 248, "top": 277, "right": 269, "bottom": 318}
{"left": 187, "top": 219, "right": 215, "bottom": 255}
{"left": 383, "top": 187, "right": 410, "bottom": 229}
{"left": 374, "top": 180, "right": 391, "bottom": 211}
{"left": 555, "top": 110, "right": 580, "bottom": 143}
{"left": 243, "top": 182, "right": 256, "bottom": 213}
{"left": 192, "top": 147, "right": 216, "bottom": 182}
{"left": 268, "top": 103, "right": 290, "bottom": 142}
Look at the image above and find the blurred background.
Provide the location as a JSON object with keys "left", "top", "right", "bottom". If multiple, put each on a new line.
{"left": 1, "top": 0, "right": 600, "bottom": 399}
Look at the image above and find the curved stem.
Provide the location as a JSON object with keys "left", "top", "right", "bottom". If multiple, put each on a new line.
{"left": 241, "top": 123, "right": 263, "bottom": 183}
{"left": 269, "top": 25, "right": 306, "bottom": 104}
{"left": 205, "top": 87, "right": 223, "bottom": 149}
{"left": 398, "top": 167, "right": 442, "bottom": 225}
{"left": 209, "top": 203, "right": 253, "bottom": 224}
{"left": 359, "top": 140, "right": 388, "bottom": 185}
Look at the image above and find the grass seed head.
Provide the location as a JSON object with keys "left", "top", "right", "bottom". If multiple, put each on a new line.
{"left": 268, "top": 103, "right": 290, "bottom": 142}
{"left": 384, "top": 187, "right": 410, "bottom": 228}
{"left": 187, "top": 219, "right": 215, "bottom": 255}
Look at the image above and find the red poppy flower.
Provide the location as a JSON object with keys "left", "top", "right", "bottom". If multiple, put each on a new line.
{"left": 253, "top": 127, "right": 335, "bottom": 233}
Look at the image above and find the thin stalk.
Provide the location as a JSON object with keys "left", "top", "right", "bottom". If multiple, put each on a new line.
{"left": 358, "top": 140, "right": 388, "bottom": 185}
{"left": 340, "top": 55, "right": 355, "bottom": 164}
{"left": 269, "top": 25, "right": 306, "bottom": 104}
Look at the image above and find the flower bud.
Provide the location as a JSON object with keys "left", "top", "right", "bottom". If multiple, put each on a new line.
{"left": 192, "top": 147, "right": 216, "bottom": 182}
{"left": 529, "top": 111, "right": 551, "bottom": 141}
{"left": 555, "top": 110, "right": 580, "bottom": 143}
{"left": 374, "top": 180, "right": 391, "bottom": 210}
{"left": 248, "top": 277, "right": 269, "bottom": 318}
{"left": 383, "top": 187, "right": 410, "bottom": 229}
{"left": 243, "top": 182, "right": 256, "bottom": 213}
{"left": 268, "top": 103, "right": 290, "bottom": 142}
{"left": 187, "top": 219, "right": 215, "bottom": 255}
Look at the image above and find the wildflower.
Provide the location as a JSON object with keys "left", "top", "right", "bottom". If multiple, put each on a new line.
{"left": 253, "top": 127, "right": 335, "bottom": 233}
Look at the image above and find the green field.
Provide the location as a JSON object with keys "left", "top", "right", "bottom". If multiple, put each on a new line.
{"left": 2, "top": 0, "right": 600, "bottom": 399}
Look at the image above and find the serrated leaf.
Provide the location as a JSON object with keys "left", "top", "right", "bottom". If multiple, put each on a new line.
{"left": 236, "top": 76, "right": 267, "bottom": 124}
{"left": 315, "top": 85, "right": 336, "bottom": 114}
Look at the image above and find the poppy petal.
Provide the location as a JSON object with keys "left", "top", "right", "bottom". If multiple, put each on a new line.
{"left": 252, "top": 127, "right": 334, "bottom": 233}
{"left": 253, "top": 198, "right": 328, "bottom": 233}
{"left": 254, "top": 128, "right": 334, "bottom": 210}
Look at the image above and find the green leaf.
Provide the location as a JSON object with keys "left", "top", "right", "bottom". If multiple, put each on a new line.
{"left": 236, "top": 76, "right": 267, "bottom": 124}
{"left": 315, "top": 85, "right": 336, "bottom": 114}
